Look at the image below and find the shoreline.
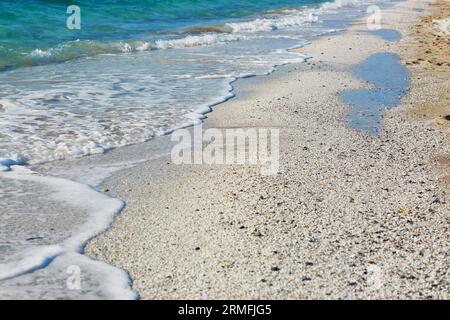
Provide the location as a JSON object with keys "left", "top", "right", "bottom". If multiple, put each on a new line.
{"left": 87, "top": 0, "right": 449, "bottom": 299}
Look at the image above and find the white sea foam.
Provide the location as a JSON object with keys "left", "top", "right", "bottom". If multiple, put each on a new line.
{"left": 225, "top": 11, "right": 320, "bottom": 33}
{"left": 322, "top": 0, "right": 384, "bottom": 10}
{"left": 29, "top": 49, "right": 53, "bottom": 58}
{"left": 0, "top": 36, "right": 309, "bottom": 164}
{"left": 0, "top": 252, "right": 136, "bottom": 299}
{"left": 155, "top": 33, "right": 248, "bottom": 49}
{"left": 0, "top": 166, "right": 136, "bottom": 299}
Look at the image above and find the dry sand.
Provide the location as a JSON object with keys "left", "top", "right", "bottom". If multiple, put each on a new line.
{"left": 402, "top": 0, "right": 450, "bottom": 182}
{"left": 86, "top": 0, "right": 449, "bottom": 299}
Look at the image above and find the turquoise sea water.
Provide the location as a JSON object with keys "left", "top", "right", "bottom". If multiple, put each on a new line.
{"left": 0, "top": 0, "right": 327, "bottom": 70}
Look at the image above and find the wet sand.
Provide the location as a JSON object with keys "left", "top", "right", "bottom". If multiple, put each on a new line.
{"left": 86, "top": 0, "right": 449, "bottom": 299}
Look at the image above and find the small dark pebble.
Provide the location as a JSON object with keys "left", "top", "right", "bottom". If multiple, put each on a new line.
{"left": 302, "top": 276, "right": 312, "bottom": 281}
{"left": 195, "top": 247, "right": 200, "bottom": 251}
{"left": 271, "top": 266, "right": 280, "bottom": 272}
{"left": 253, "top": 231, "right": 263, "bottom": 237}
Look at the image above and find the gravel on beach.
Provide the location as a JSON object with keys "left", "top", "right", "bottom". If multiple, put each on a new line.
{"left": 86, "top": 0, "right": 449, "bottom": 299}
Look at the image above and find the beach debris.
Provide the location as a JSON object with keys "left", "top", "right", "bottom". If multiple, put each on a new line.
{"left": 302, "top": 276, "right": 312, "bottom": 282}
{"left": 271, "top": 266, "right": 280, "bottom": 272}
{"left": 25, "top": 236, "right": 43, "bottom": 241}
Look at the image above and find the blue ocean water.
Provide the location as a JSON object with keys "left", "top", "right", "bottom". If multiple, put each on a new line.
{"left": 341, "top": 52, "right": 409, "bottom": 134}
{"left": 0, "top": 0, "right": 328, "bottom": 70}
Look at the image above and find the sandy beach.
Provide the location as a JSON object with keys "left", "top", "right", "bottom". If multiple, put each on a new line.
{"left": 86, "top": 0, "right": 449, "bottom": 300}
